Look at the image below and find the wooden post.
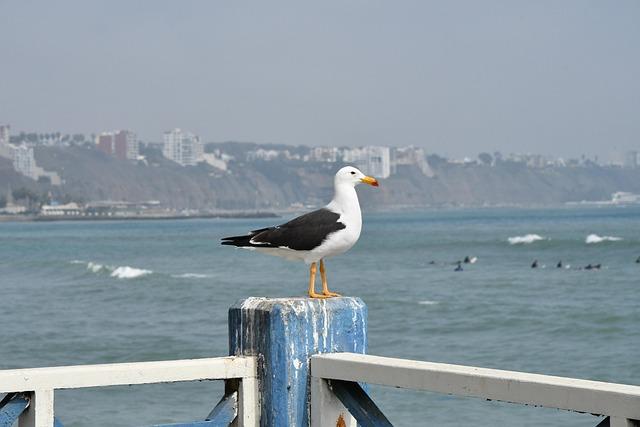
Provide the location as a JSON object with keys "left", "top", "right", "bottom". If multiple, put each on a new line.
{"left": 229, "top": 297, "right": 367, "bottom": 427}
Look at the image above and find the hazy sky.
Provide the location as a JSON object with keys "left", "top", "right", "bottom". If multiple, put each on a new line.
{"left": 1, "top": 1, "right": 639, "bottom": 158}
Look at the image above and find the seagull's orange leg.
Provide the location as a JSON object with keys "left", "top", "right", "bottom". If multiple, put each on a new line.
{"left": 320, "top": 259, "right": 341, "bottom": 297}
{"left": 308, "top": 262, "right": 329, "bottom": 298}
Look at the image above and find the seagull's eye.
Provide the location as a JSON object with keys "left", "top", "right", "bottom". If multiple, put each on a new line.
{"left": 350, "top": 171, "right": 356, "bottom": 175}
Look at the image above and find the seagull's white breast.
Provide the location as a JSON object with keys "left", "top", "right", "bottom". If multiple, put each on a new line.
{"left": 309, "top": 212, "right": 361, "bottom": 261}
{"left": 305, "top": 186, "right": 362, "bottom": 264}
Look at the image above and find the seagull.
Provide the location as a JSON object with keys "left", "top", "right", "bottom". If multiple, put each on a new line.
{"left": 221, "top": 166, "right": 379, "bottom": 298}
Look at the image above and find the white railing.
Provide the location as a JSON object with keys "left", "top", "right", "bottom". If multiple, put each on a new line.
{"left": 0, "top": 356, "right": 258, "bottom": 427}
{"left": 5, "top": 353, "right": 640, "bottom": 426}
{"left": 311, "top": 353, "right": 640, "bottom": 427}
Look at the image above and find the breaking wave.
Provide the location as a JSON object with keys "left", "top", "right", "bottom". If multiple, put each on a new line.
{"left": 585, "top": 234, "right": 623, "bottom": 244}
{"left": 418, "top": 300, "right": 439, "bottom": 306}
{"left": 110, "top": 266, "right": 152, "bottom": 279}
{"left": 71, "top": 260, "right": 152, "bottom": 279}
{"left": 508, "top": 234, "right": 546, "bottom": 245}
{"left": 87, "top": 261, "right": 105, "bottom": 273}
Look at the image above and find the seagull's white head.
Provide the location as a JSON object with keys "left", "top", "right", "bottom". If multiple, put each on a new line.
{"left": 335, "top": 166, "right": 379, "bottom": 187}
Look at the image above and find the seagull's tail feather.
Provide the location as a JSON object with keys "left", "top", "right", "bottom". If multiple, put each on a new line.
{"left": 220, "top": 235, "right": 254, "bottom": 247}
{"left": 221, "top": 228, "right": 273, "bottom": 247}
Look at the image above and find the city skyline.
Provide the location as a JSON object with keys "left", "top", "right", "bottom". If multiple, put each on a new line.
{"left": 1, "top": 1, "right": 639, "bottom": 160}
{"left": 2, "top": 122, "right": 638, "bottom": 174}
{"left": 3, "top": 121, "right": 638, "bottom": 165}
{"left": 2, "top": 120, "right": 640, "bottom": 215}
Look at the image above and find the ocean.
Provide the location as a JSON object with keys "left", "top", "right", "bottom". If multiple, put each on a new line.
{"left": 1, "top": 206, "right": 639, "bottom": 426}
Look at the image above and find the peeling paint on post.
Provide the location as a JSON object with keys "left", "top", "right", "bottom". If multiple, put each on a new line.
{"left": 229, "top": 297, "right": 367, "bottom": 427}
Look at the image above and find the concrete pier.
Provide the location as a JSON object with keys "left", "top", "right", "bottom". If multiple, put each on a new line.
{"left": 228, "top": 297, "right": 367, "bottom": 427}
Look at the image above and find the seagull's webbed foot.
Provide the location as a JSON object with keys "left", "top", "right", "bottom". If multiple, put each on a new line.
{"left": 322, "top": 290, "right": 341, "bottom": 297}
{"left": 309, "top": 291, "right": 331, "bottom": 299}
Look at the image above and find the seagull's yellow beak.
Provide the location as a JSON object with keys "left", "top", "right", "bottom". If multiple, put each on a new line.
{"left": 360, "top": 176, "right": 379, "bottom": 187}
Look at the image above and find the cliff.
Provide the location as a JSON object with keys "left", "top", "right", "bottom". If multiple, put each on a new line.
{"left": 1, "top": 144, "right": 639, "bottom": 210}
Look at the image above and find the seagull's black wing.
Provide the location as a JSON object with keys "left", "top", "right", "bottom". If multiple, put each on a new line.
{"left": 221, "top": 208, "right": 346, "bottom": 251}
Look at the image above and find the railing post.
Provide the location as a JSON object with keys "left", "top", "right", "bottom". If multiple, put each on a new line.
{"left": 229, "top": 297, "right": 367, "bottom": 427}
{"left": 18, "top": 389, "right": 54, "bottom": 427}
{"left": 236, "top": 374, "right": 259, "bottom": 427}
{"left": 310, "top": 377, "right": 357, "bottom": 427}
{"left": 610, "top": 417, "right": 640, "bottom": 427}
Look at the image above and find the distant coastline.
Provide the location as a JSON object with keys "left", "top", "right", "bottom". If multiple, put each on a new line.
{"left": 3, "top": 142, "right": 640, "bottom": 214}
{"left": 4, "top": 196, "right": 640, "bottom": 224}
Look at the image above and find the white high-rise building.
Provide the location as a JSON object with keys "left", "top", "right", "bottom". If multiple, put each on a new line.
{"left": 342, "top": 146, "right": 391, "bottom": 178}
{"left": 0, "top": 124, "right": 12, "bottom": 159}
{"left": 0, "top": 124, "right": 9, "bottom": 145}
{"left": 12, "top": 145, "right": 36, "bottom": 179}
{"left": 163, "top": 128, "right": 203, "bottom": 166}
{"left": 124, "top": 131, "right": 139, "bottom": 161}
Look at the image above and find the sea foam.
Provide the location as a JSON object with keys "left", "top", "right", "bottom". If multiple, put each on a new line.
{"left": 87, "top": 262, "right": 105, "bottom": 273}
{"left": 110, "top": 266, "right": 152, "bottom": 279}
{"left": 585, "top": 234, "right": 622, "bottom": 244}
{"left": 72, "top": 260, "right": 152, "bottom": 279}
{"left": 508, "top": 234, "right": 545, "bottom": 245}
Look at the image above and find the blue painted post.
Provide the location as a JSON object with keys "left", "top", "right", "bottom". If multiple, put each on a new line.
{"left": 229, "top": 297, "right": 367, "bottom": 427}
{"left": 0, "top": 394, "right": 29, "bottom": 427}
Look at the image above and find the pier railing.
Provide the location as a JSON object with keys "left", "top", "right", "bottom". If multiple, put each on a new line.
{"left": 311, "top": 353, "right": 640, "bottom": 427}
{"left": 0, "top": 357, "right": 258, "bottom": 427}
